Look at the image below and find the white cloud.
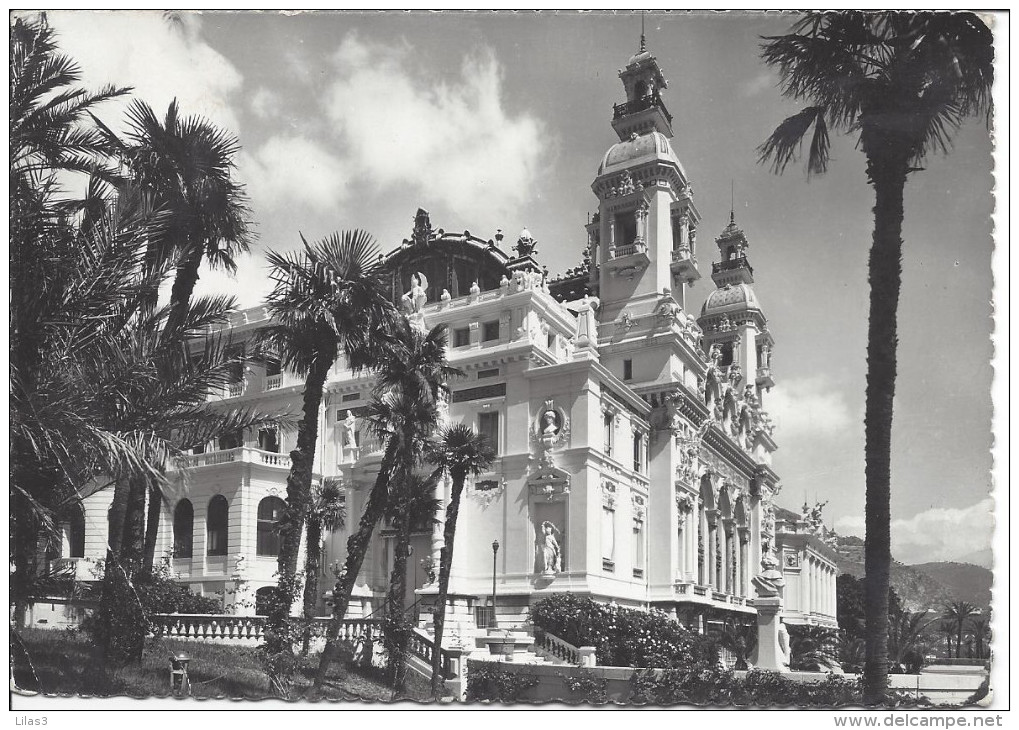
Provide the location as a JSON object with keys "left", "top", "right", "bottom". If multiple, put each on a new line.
{"left": 239, "top": 135, "right": 350, "bottom": 212}
{"left": 249, "top": 87, "right": 281, "bottom": 120}
{"left": 46, "top": 10, "right": 244, "bottom": 134}
{"left": 835, "top": 498, "right": 994, "bottom": 565}
{"left": 323, "top": 33, "right": 547, "bottom": 224}
{"left": 193, "top": 252, "right": 273, "bottom": 310}
{"left": 766, "top": 376, "right": 854, "bottom": 442}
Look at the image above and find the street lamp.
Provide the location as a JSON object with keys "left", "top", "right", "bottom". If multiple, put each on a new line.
{"left": 490, "top": 539, "right": 499, "bottom": 630}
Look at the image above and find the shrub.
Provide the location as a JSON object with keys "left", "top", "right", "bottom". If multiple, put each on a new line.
{"left": 466, "top": 662, "right": 539, "bottom": 702}
{"left": 562, "top": 668, "right": 609, "bottom": 704}
{"left": 530, "top": 594, "right": 718, "bottom": 669}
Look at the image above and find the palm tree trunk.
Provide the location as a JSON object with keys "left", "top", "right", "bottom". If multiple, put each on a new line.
{"left": 121, "top": 475, "right": 148, "bottom": 577}
{"left": 141, "top": 482, "right": 162, "bottom": 575}
{"left": 313, "top": 438, "right": 400, "bottom": 690}
{"left": 165, "top": 242, "right": 205, "bottom": 333}
{"left": 385, "top": 518, "right": 413, "bottom": 697}
{"left": 265, "top": 352, "right": 332, "bottom": 694}
{"left": 430, "top": 471, "right": 465, "bottom": 698}
{"left": 301, "top": 516, "right": 323, "bottom": 656}
{"left": 861, "top": 148, "right": 908, "bottom": 705}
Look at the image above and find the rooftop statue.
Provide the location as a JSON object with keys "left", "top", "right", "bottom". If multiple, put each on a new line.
{"left": 401, "top": 271, "right": 429, "bottom": 315}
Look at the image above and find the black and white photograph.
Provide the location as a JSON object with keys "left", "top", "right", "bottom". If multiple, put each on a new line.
{"left": 9, "top": 8, "right": 1006, "bottom": 716}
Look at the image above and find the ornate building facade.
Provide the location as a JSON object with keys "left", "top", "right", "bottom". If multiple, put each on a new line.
{"left": 51, "top": 40, "right": 838, "bottom": 636}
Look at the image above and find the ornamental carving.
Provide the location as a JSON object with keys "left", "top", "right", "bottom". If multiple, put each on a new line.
{"left": 601, "top": 481, "right": 617, "bottom": 509}
{"left": 675, "top": 492, "right": 694, "bottom": 516}
{"left": 468, "top": 477, "right": 505, "bottom": 509}
{"left": 632, "top": 494, "right": 646, "bottom": 522}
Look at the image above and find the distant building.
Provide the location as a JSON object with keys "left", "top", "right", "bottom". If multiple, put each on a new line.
{"left": 49, "top": 38, "right": 837, "bottom": 634}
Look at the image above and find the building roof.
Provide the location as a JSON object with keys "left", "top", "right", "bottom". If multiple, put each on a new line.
{"left": 598, "top": 130, "right": 684, "bottom": 177}
{"left": 700, "top": 282, "right": 761, "bottom": 317}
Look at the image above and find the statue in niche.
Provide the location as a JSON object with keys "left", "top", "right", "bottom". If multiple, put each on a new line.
{"left": 341, "top": 411, "right": 358, "bottom": 449}
{"left": 401, "top": 271, "right": 429, "bottom": 314}
{"left": 539, "top": 521, "right": 562, "bottom": 574}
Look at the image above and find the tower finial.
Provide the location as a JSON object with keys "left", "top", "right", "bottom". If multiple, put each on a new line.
{"left": 640, "top": 11, "right": 646, "bottom": 52}
{"left": 730, "top": 179, "right": 735, "bottom": 224}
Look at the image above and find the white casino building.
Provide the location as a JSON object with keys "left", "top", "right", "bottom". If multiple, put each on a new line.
{"left": 53, "top": 39, "right": 838, "bottom": 635}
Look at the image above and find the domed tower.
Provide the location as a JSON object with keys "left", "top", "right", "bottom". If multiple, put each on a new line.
{"left": 591, "top": 33, "right": 701, "bottom": 325}
{"left": 697, "top": 211, "right": 775, "bottom": 406}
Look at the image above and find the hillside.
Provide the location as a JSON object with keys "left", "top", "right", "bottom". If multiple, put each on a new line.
{"left": 911, "top": 561, "right": 993, "bottom": 609}
{"left": 834, "top": 536, "right": 991, "bottom": 611}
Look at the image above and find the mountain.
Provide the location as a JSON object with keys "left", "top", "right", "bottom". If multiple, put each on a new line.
{"left": 911, "top": 561, "right": 993, "bottom": 610}
{"left": 834, "top": 535, "right": 991, "bottom": 611}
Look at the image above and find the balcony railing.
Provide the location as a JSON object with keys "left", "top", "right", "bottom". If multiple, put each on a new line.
{"left": 609, "top": 240, "right": 647, "bottom": 260}
{"left": 264, "top": 374, "right": 282, "bottom": 391}
{"left": 712, "top": 256, "right": 753, "bottom": 276}
{"left": 612, "top": 94, "right": 673, "bottom": 125}
{"left": 181, "top": 446, "right": 292, "bottom": 470}
{"left": 227, "top": 381, "right": 244, "bottom": 398}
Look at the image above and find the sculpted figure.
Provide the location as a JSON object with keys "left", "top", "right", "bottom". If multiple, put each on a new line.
{"left": 401, "top": 272, "right": 429, "bottom": 314}
{"left": 541, "top": 408, "right": 560, "bottom": 436}
{"left": 342, "top": 411, "right": 357, "bottom": 448}
{"left": 540, "top": 521, "right": 562, "bottom": 574}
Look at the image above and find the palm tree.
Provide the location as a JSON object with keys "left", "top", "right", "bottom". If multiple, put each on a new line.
{"left": 425, "top": 424, "right": 494, "bottom": 698}
{"left": 941, "top": 601, "right": 980, "bottom": 659}
{"left": 98, "top": 97, "right": 255, "bottom": 574}
{"left": 314, "top": 320, "right": 458, "bottom": 690}
{"left": 888, "top": 608, "right": 936, "bottom": 672}
{"left": 381, "top": 471, "right": 441, "bottom": 698}
{"left": 758, "top": 12, "right": 993, "bottom": 703}
{"left": 300, "top": 478, "right": 347, "bottom": 656}
{"left": 970, "top": 615, "right": 990, "bottom": 661}
{"left": 257, "top": 230, "right": 395, "bottom": 695}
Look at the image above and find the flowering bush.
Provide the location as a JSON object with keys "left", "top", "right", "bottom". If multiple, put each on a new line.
{"left": 529, "top": 594, "right": 718, "bottom": 669}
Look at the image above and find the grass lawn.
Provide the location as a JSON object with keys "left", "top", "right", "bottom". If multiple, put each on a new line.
{"left": 12, "top": 628, "right": 434, "bottom": 703}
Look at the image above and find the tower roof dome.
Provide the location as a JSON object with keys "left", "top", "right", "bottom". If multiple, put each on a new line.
{"left": 700, "top": 282, "right": 761, "bottom": 317}
{"left": 598, "top": 130, "right": 685, "bottom": 177}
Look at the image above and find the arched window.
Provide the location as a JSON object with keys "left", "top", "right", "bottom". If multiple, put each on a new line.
{"left": 256, "top": 496, "right": 286, "bottom": 557}
{"left": 254, "top": 586, "right": 276, "bottom": 616}
{"left": 173, "top": 499, "right": 194, "bottom": 559}
{"left": 68, "top": 508, "right": 86, "bottom": 558}
{"left": 207, "top": 495, "right": 229, "bottom": 556}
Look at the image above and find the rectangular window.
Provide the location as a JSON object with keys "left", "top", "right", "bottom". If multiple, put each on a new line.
{"left": 341, "top": 392, "right": 360, "bottom": 403}
{"left": 601, "top": 508, "right": 615, "bottom": 568}
{"left": 482, "top": 320, "right": 500, "bottom": 342}
{"left": 633, "top": 520, "right": 645, "bottom": 578}
{"left": 619, "top": 212, "right": 637, "bottom": 247}
{"left": 225, "top": 344, "right": 245, "bottom": 384}
{"left": 258, "top": 428, "right": 279, "bottom": 453}
{"left": 477, "top": 368, "right": 500, "bottom": 379}
{"left": 633, "top": 432, "right": 643, "bottom": 473}
{"left": 453, "top": 327, "right": 470, "bottom": 348}
{"left": 218, "top": 430, "right": 243, "bottom": 450}
{"left": 478, "top": 411, "right": 500, "bottom": 455}
{"left": 603, "top": 412, "right": 614, "bottom": 457}
{"left": 623, "top": 359, "right": 633, "bottom": 381}
{"left": 264, "top": 357, "right": 282, "bottom": 377}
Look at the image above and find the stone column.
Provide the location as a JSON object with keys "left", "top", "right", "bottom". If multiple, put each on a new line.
{"left": 706, "top": 518, "right": 716, "bottom": 589}
{"left": 719, "top": 525, "right": 729, "bottom": 594}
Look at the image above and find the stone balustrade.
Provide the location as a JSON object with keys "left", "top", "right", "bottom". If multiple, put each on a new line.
{"left": 149, "top": 613, "right": 380, "bottom": 646}
{"left": 534, "top": 630, "right": 597, "bottom": 667}
{"left": 180, "top": 446, "right": 292, "bottom": 470}
{"left": 264, "top": 373, "right": 282, "bottom": 391}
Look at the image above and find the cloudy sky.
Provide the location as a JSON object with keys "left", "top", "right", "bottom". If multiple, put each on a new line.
{"left": 43, "top": 10, "right": 999, "bottom": 566}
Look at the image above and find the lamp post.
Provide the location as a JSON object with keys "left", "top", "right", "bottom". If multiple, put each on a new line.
{"left": 490, "top": 539, "right": 499, "bottom": 630}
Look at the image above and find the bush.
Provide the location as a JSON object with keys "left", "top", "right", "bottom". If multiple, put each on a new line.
{"left": 530, "top": 594, "right": 718, "bottom": 669}
{"left": 136, "top": 573, "right": 222, "bottom": 615}
{"left": 466, "top": 662, "right": 539, "bottom": 702}
{"left": 628, "top": 666, "right": 930, "bottom": 708}
{"left": 562, "top": 669, "right": 609, "bottom": 704}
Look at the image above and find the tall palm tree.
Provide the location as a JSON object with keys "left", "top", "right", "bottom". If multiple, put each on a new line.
{"left": 381, "top": 471, "right": 441, "bottom": 698}
{"left": 969, "top": 615, "right": 990, "bottom": 661}
{"left": 300, "top": 478, "right": 347, "bottom": 656}
{"left": 314, "top": 321, "right": 459, "bottom": 690}
{"left": 257, "top": 230, "right": 395, "bottom": 695}
{"left": 941, "top": 601, "right": 980, "bottom": 659}
{"left": 425, "top": 424, "right": 494, "bottom": 698}
{"left": 99, "top": 97, "right": 255, "bottom": 573}
{"left": 758, "top": 11, "right": 993, "bottom": 703}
